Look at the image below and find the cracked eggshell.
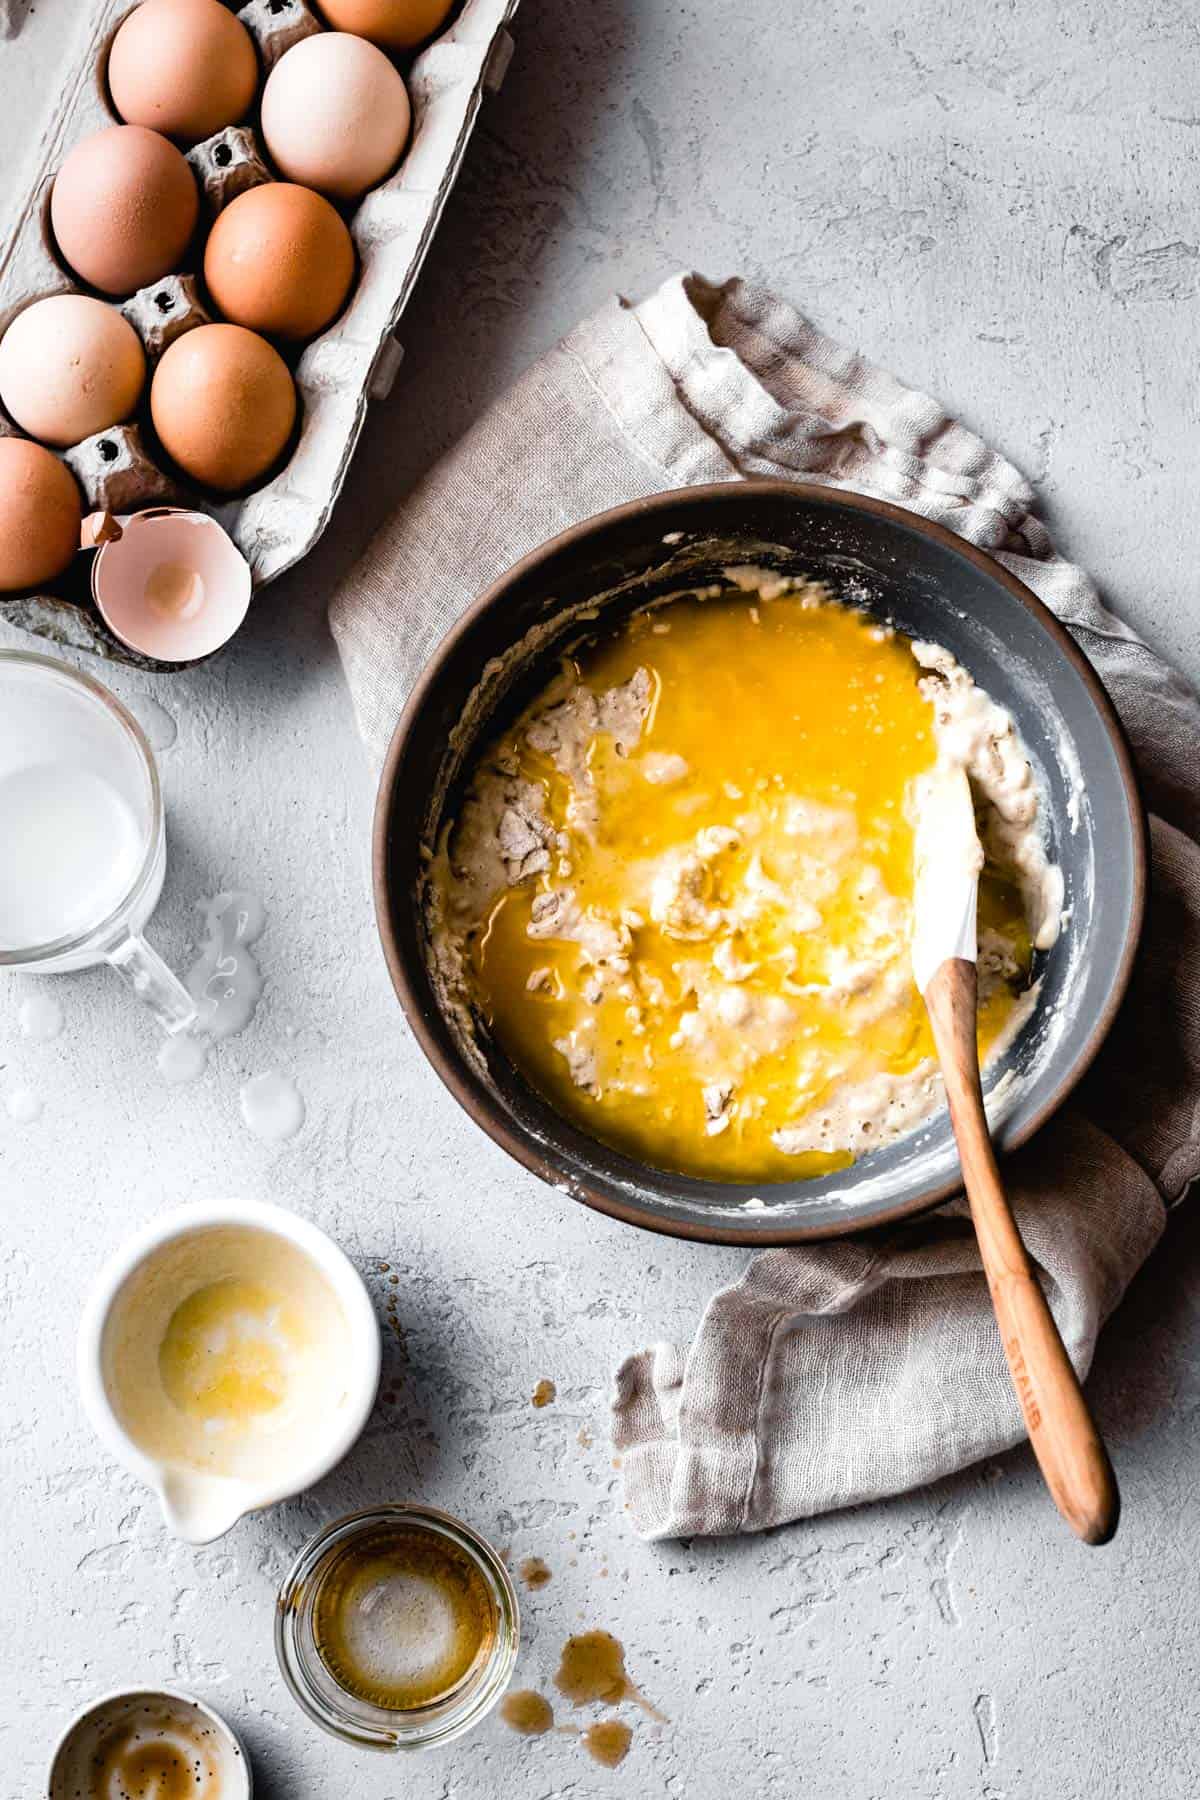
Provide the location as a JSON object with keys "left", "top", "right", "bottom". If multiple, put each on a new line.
{"left": 108, "top": 0, "right": 260, "bottom": 143}
{"left": 93, "top": 509, "right": 251, "bottom": 661}
{"left": 0, "top": 295, "right": 146, "bottom": 447}
{"left": 260, "top": 32, "right": 411, "bottom": 200}
{"left": 51, "top": 126, "right": 200, "bottom": 296}
{"left": 0, "top": 438, "right": 83, "bottom": 593}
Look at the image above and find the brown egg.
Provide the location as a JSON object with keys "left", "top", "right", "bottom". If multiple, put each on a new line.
{"left": 204, "top": 184, "right": 355, "bottom": 341}
{"left": 151, "top": 323, "right": 297, "bottom": 492}
{"left": 0, "top": 438, "right": 82, "bottom": 592}
{"left": 51, "top": 126, "right": 199, "bottom": 296}
{"left": 108, "top": 0, "right": 259, "bottom": 143}
{"left": 315, "top": 0, "right": 454, "bottom": 50}
{"left": 0, "top": 295, "right": 146, "bottom": 448}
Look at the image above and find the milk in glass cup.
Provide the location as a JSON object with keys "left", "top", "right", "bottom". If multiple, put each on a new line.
{"left": 0, "top": 650, "right": 195, "bottom": 1032}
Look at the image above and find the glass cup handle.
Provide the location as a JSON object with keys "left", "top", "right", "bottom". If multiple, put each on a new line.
{"left": 106, "top": 931, "right": 197, "bottom": 1035}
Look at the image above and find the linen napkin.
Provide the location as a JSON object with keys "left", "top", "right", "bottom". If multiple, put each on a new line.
{"left": 331, "top": 272, "right": 1200, "bottom": 1538}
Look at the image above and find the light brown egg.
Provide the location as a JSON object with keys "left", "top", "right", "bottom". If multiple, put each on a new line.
{"left": 108, "top": 0, "right": 259, "bottom": 143}
{"left": 204, "top": 184, "right": 355, "bottom": 341}
{"left": 51, "top": 125, "right": 199, "bottom": 296}
{"left": 260, "top": 34, "right": 410, "bottom": 201}
{"left": 150, "top": 323, "right": 297, "bottom": 492}
{"left": 0, "top": 437, "right": 83, "bottom": 592}
{"left": 0, "top": 295, "right": 146, "bottom": 447}
{"left": 315, "top": 0, "right": 454, "bottom": 50}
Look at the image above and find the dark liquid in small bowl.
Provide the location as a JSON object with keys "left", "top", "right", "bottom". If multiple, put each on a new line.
{"left": 313, "top": 1520, "right": 499, "bottom": 1710}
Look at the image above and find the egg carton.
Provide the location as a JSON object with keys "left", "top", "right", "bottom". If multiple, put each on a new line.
{"left": 0, "top": 0, "right": 519, "bottom": 668}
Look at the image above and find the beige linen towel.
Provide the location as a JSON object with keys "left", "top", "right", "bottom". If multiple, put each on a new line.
{"left": 331, "top": 272, "right": 1200, "bottom": 1538}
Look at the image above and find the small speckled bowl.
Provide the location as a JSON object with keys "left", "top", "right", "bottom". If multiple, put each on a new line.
{"left": 47, "top": 1687, "right": 252, "bottom": 1797}
{"left": 374, "top": 482, "right": 1146, "bottom": 1246}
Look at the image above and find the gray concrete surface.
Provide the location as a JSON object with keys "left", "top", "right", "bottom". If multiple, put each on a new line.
{"left": 3, "top": 2, "right": 1199, "bottom": 1795}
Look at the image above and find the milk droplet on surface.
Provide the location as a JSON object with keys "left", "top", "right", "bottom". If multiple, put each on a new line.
{"left": 157, "top": 1032, "right": 209, "bottom": 1084}
{"left": 240, "top": 1071, "right": 305, "bottom": 1141}
{"left": 186, "top": 890, "right": 266, "bottom": 1039}
{"left": 5, "top": 1088, "right": 43, "bottom": 1123}
{"left": 17, "top": 993, "right": 64, "bottom": 1040}
{"left": 138, "top": 697, "right": 178, "bottom": 753}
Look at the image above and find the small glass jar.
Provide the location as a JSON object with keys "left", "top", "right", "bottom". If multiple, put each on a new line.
{"left": 275, "top": 1504, "right": 519, "bottom": 1752}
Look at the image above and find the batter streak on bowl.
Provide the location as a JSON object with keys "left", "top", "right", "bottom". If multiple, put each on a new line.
{"left": 430, "top": 576, "right": 1062, "bottom": 1183}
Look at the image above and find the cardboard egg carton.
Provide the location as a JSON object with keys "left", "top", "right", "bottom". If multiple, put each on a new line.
{"left": 0, "top": 0, "right": 519, "bottom": 668}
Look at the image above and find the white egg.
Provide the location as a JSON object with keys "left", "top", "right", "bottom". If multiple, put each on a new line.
{"left": 260, "top": 33, "right": 411, "bottom": 201}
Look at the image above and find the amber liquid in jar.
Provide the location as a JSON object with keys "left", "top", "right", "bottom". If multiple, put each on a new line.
{"left": 312, "top": 1519, "right": 499, "bottom": 1710}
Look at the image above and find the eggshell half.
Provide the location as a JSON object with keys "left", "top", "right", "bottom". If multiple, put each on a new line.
{"left": 93, "top": 508, "right": 251, "bottom": 660}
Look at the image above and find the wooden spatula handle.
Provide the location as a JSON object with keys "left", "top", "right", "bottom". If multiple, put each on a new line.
{"left": 925, "top": 958, "right": 1119, "bottom": 1546}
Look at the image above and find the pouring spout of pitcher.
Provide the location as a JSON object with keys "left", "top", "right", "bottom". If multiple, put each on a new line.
{"left": 157, "top": 1469, "right": 254, "bottom": 1544}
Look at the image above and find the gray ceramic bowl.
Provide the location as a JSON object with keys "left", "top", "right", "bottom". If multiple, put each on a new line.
{"left": 373, "top": 482, "right": 1146, "bottom": 1245}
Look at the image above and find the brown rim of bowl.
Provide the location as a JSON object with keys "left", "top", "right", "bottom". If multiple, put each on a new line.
{"left": 372, "top": 479, "right": 1149, "bottom": 1247}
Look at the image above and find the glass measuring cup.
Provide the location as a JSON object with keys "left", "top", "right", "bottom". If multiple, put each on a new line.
{"left": 0, "top": 650, "right": 195, "bottom": 1033}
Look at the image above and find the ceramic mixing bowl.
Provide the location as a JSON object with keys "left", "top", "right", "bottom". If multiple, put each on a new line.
{"left": 373, "top": 482, "right": 1146, "bottom": 1245}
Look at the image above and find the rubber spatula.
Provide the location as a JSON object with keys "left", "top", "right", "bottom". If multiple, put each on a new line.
{"left": 913, "top": 761, "right": 1119, "bottom": 1545}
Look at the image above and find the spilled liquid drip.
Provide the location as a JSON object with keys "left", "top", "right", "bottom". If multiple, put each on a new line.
{"left": 161, "top": 889, "right": 308, "bottom": 1142}
{"left": 159, "top": 890, "right": 266, "bottom": 1086}
{"left": 18, "top": 992, "right": 63, "bottom": 1040}
{"left": 5, "top": 1087, "right": 43, "bottom": 1123}
{"left": 239, "top": 1070, "right": 306, "bottom": 1141}
{"left": 554, "top": 1631, "right": 664, "bottom": 1719}
{"left": 157, "top": 1032, "right": 209, "bottom": 1084}
{"left": 518, "top": 1556, "right": 552, "bottom": 1590}
{"left": 500, "top": 1689, "right": 554, "bottom": 1735}
{"left": 583, "top": 1718, "right": 633, "bottom": 1767}
{"left": 136, "top": 696, "right": 179, "bottom": 753}
{"left": 186, "top": 890, "right": 266, "bottom": 1040}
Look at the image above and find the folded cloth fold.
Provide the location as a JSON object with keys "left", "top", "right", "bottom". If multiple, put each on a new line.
{"left": 330, "top": 272, "right": 1200, "bottom": 1539}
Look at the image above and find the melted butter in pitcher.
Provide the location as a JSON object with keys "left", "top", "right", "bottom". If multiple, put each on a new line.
{"left": 102, "top": 1225, "right": 351, "bottom": 1484}
{"left": 159, "top": 1276, "right": 298, "bottom": 1423}
{"left": 313, "top": 1521, "right": 498, "bottom": 1710}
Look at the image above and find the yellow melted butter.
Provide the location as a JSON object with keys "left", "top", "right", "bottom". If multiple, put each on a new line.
{"left": 456, "top": 589, "right": 1031, "bottom": 1182}
{"left": 158, "top": 1276, "right": 306, "bottom": 1426}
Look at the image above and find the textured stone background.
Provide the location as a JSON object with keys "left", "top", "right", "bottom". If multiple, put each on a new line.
{"left": 3, "top": 2, "right": 1200, "bottom": 1794}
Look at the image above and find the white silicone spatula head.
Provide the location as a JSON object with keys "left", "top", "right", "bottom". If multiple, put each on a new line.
{"left": 911, "top": 761, "right": 984, "bottom": 994}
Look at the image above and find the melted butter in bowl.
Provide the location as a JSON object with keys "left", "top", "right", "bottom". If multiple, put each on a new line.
{"left": 102, "top": 1225, "right": 352, "bottom": 1483}
{"left": 431, "top": 578, "right": 1058, "bottom": 1183}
